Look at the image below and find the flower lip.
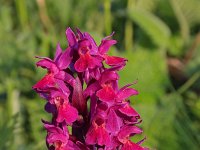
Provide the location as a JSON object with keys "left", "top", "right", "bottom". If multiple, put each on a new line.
{"left": 96, "top": 85, "right": 116, "bottom": 103}
{"left": 32, "top": 73, "right": 55, "bottom": 91}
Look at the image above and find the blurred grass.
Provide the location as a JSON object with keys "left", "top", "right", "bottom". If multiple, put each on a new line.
{"left": 0, "top": 0, "right": 200, "bottom": 149}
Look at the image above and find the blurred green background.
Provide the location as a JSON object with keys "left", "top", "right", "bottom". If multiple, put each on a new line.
{"left": 0, "top": 0, "right": 200, "bottom": 149}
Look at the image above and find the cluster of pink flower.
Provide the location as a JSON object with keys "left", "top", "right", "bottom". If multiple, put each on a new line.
{"left": 33, "top": 27, "right": 147, "bottom": 150}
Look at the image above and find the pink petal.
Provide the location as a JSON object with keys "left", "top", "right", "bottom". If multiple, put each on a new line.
{"left": 83, "top": 81, "right": 101, "bottom": 98}
{"left": 122, "top": 141, "right": 146, "bottom": 150}
{"left": 99, "top": 32, "right": 117, "bottom": 54}
{"left": 79, "top": 39, "right": 91, "bottom": 48}
{"left": 88, "top": 56, "right": 102, "bottom": 69}
{"left": 88, "top": 68, "right": 102, "bottom": 81}
{"left": 96, "top": 126, "right": 111, "bottom": 146}
{"left": 47, "top": 132, "right": 67, "bottom": 144}
{"left": 43, "top": 122, "right": 69, "bottom": 144}
{"left": 57, "top": 47, "right": 72, "bottom": 70}
{"left": 100, "top": 71, "right": 119, "bottom": 85}
{"left": 43, "top": 123, "right": 63, "bottom": 134}
{"left": 83, "top": 53, "right": 97, "bottom": 70}
{"left": 99, "top": 39, "right": 117, "bottom": 54}
{"left": 66, "top": 27, "right": 77, "bottom": 47}
{"left": 84, "top": 32, "right": 98, "bottom": 55}
{"left": 76, "top": 28, "right": 84, "bottom": 39}
{"left": 106, "top": 109, "right": 122, "bottom": 134}
{"left": 54, "top": 43, "right": 62, "bottom": 62}
{"left": 105, "top": 55, "right": 127, "bottom": 66}
{"left": 117, "top": 88, "right": 138, "bottom": 101}
{"left": 96, "top": 86, "right": 116, "bottom": 102}
{"left": 56, "top": 103, "right": 78, "bottom": 124}
{"left": 54, "top": 71, "right": 75, "bottom": 87}
{"left": 55, "top": 79, "right": 70, "bottom": 95}
{"left": 119, "top": 103, "right": 140, "bottom": 117}
{"left": 74, "top": 55, "right": 88, "bottom": 72}
{"left": 86, "top": 118, "right": 111, "bottom": 146}
{"left": 33, "top": 73, "right": 55, "bottom": 90}
{"left": 50, "top": 88, "right": 67, "bottom": 101}
{"left": 118, "top": 125, "right": 143, "bottom": 142}
{"left": 85, "top": 127, "right": 97, "bottom": 145}
{"left": 36, "top": 59, "right": 58, "bottom": 73}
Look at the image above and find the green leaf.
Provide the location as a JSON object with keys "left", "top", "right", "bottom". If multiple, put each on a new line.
{"left": 136, "top": 0, "right": 159, "bottom": 12}
{"left": 175, "top": 0, "right": 200, "bottom": 26}
{"left": 168, "top": 35, "right": 184, "bottom": 56}
{"left": 119, "top": 48, "right": 169, "bottom": 104}
{"left": 0, "top": 114, "right": 19, "bottom": 150}
{"left": 128, "top": 8, "right": 171, "bottom": 47}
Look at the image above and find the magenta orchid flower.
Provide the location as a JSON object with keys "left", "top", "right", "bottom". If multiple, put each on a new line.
{"left": 85, "top": 117, "right": 111, "bottom": 147}
{"left": 33, "top": 27, "right": 148, "bottom": 150}
{"left": 33, "top": 43, "right": 73, "bottom": 92}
